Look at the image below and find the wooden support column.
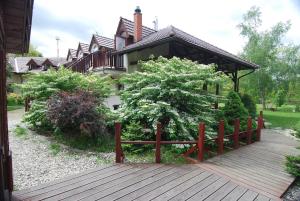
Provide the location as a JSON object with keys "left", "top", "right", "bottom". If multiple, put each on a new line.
{"left": 217, "top": 120, "right": 224, "bottom": 155}
{"left": 247, "top": 117, "right": 252, "bottom": 144}
{"left": 155, "top": 123, "right": 162, "bottom": 163}
{"left": 198, "top": 122, "right": 205, "bottom": 161}
{"left": 233, "top": 118, "right": 240, "bottom": 149}
{"left": 115, "top": 122, "right": 122, "bottom": 163}
{"left": 214, "top": 83, "right": 220, "bottom": 109}
{"left": 257, "top": 115, "right": 263, "bottom": 142}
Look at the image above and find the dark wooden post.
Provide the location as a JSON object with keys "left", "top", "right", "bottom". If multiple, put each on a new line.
{"left": 198, "top": 122, "right": 205, "bottom": 161}
{"left": 8, "top": 151, "right": 13, "bottom": 192}
{"left": 257, "top": 116, "right": 263, "bottom": 141}
{"left": 247, "top": 117, "right": 252, "bottom": 145}
{"left": 155, "top": 123, "right": 162, "bottom": 163}
{"left": 115, "top": 122, "right": 122, "bottom": 163}
{"left": 233, "top": 118, "right": 240, "bottom": 149}
{"left": 217, "top": 120, "right": 224, "bottom": 155}
{"left": 214, "top": 83, "right": 220, "bottom": 109}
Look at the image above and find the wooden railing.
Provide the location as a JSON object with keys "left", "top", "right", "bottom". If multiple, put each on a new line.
{"left": 115, "top": 112, "right": 264, "bottom": 163}
{"left": 67, "top": 50, "right": 125, "bottom": 73}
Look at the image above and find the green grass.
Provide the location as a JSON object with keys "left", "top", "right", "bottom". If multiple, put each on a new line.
{"left": 262, "top": 110, "right": 300, "bottom": 129}
{"left": 7, "top": 105, "right": 23, "bottom": 111}
{"left": 49, "top": 143, "right": 61, "bottom": 156}
{"left": 14, "top": 125, "right": 28, "bottom": 137}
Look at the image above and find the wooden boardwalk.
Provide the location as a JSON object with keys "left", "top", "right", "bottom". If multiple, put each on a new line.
{"left": 12, "top": 129, "right": 299, "bottom": 201}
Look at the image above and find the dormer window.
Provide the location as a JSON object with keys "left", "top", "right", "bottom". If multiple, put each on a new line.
{"left": 78, "top": 50, "right": 83, "bottom": 58}
{"left": 91, "top": 43, "right": 99, "bottom": 53}
{"left": 116, "top": 36, "right": 125, "bottom": 50}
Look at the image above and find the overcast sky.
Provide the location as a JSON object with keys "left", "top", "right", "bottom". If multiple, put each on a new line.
{"left": 30, "top": 0, "right": 300, "bottom": 58}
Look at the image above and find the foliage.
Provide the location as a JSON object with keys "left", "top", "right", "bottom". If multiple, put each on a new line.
{"left": 274, "top": 90, "right": 286, "bottom": 107}
{"left": 118, "top": 57, "right": 228, "bottom": 149}
{"left": 49, "top": 143, "right": 61, "bottom": 156}
{"left": 277, "top": 104, "right": 296, "bottom": 113}
{"left": 222, "top": 91, "right": 249, "bottom": 131}
{"left": 14, "top": 125, "right": 27, "bottom": 137}
{"left": 47, "top": 90, "right": 107, "bottom": 139}
{"left": 240, "top": 93, "right": 257, "bottom": 118}
{"left": 285, "top": 155, "right": 300, "bottom": 177}
{"left": 19, "top": 67, "right": 112, "bottom": 130}
{"left": 17, "top": 44, "right": 43, "bottom": 57}
{"left": 238, "top": 6, "right": 300, "bottom": 109}
{"left": 7, "top": 93, "right": 23, "bottom": 106}
{"left": 7, "top": 105, "right": 23, "bottom": 111}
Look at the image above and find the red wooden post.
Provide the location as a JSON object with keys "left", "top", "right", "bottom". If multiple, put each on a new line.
{"left": 246, "top": 117, "right": 252, "bottom": 145}
{"left": 217, "top": 120, "right": 224, "bottom": 155}
{"left": 257, "top": 116, "right": 263, "bottom": 141}
{"left": 155, "top": 122, "right": 162, "bottom": 163}
{"left": 115, "top": 122, "right": 122, "bottom": 163}
{"left": 233, "top": 118, "right": 240, "bottom": 149}
{"left": 198, "top": 122, "right": 205, "bottom": 161}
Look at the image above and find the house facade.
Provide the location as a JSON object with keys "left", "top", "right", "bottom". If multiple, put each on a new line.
{"left": 66, "top": 6, "right": 259, "bottom": 109}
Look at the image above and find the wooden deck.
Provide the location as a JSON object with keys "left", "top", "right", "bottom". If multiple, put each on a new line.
{"left": 12, "top": 129, "right": 299, "bottom": 201}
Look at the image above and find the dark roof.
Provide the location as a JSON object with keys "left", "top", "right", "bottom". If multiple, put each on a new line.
{"left": 92, "top": 35, "right": 114, "bottom": 49}
{"left": 120, "top": 17, "right": 156, "bottom": 38}
{"left": 68, "top": 49, "right": 77, "bottom": 59}
{"left": 118, "top": 26, "right": 259, "bottom": 69}
{"left": 42, "top": 57, "right": 68, "bottom": 67}
{"left": 78, "top": 43, "right": 90, "bottom": 54}
{"left": 8, "top": 57, "right": 44, "bottom": 73}
{"left": 26, "top": 58, "right": 45, "bottom": 66}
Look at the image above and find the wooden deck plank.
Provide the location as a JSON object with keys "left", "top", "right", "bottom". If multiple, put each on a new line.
{"left": 150, "top": 171, "right": 212, "bottom": 201}
{"left": 169, "top": 174, "right": 220, "bottom": 201}
{"left": 254, "top": 194, "right": 271, "bottom": 201}
{"left": 222, "top": 186, "right": 248, "bottom": 201}
{"left": 204, "top": 181, "right": 237, "bottom": 201}
{"left": 238, "top": 190, "right": 259, "bottom": 201}
{"left": 187, "top": 177, "right": 229, "bottom": 201}
{"left": 39, "top": 164, "right": 166, "bottom": 201}
{"left": 134, "top": 168, "right": 207, "bottom": 201}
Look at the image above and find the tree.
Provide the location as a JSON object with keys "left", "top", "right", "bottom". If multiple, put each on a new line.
{"left": 17, "top": 44, "right": 43, "bottom": 57}
{"left": 238, "top": 6, "right": 299, "bottom": 108}
{"left": 118, "top": 57, "right": 228, "bottom": 143}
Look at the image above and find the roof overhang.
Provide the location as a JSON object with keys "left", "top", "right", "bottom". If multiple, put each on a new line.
{"left": 4, "top": 0, "right": 34, "bottom": 53}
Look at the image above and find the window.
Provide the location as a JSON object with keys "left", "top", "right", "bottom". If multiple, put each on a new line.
{"left": 78, "top": 50, "right": 83, "bottom": 58}
{"left": 91, "top": 43, "right": 98, "bottom": 53}
{"left": 116, "top": 36, "right": 125, "bottom": 50}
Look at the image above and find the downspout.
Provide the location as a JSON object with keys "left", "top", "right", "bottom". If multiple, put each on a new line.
{"left": 237, "top": 69, "right": 255, "bottom": 92}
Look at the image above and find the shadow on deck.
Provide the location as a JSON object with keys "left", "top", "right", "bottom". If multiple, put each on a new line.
{"left": 12, "top": 130, "right": 299, "bottom": 201}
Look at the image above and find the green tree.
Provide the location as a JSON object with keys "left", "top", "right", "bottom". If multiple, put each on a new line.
{"left": 238, "top": 6, "right": 299, "bottom": 109}
{"left": 119, "top": 57, "right": 228, "bottom": 143}
{"left": 17, "top": 44, "right": 43, "bottom": 57}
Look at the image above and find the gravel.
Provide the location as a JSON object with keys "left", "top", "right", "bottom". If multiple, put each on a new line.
{"left": 8, "top": 109, "right": 114, "bottom": 191}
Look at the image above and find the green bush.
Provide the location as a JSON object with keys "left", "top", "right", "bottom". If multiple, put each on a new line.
{"left": 277, "top": 104, "right": 296, "bottom": 112}
{"left": 240, "top": 93, "right": 257, "bottom": 118}
{"left": 286, "top": 155, "right": 300, "bottom": 177}
{"left": 296, "top": 105, "right": 300, "bottom": 112}
{"left": 7, "top": 93, "right": 23, "bottom": 106}
{"left": 222, "top": 91, "right": 249, "bottom": 131}
{"left": 119, "top": 57, "right": 229, "bottom": 150}
{"left": 274, "top": 90, "right": 286, "bottom": 107}
{"left": 19, "top": 67, "right": 112, "bottom": 131}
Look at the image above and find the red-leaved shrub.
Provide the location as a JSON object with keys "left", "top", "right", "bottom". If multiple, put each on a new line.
{"left": 47, "top": 90, "right": 106, "bottom": 138}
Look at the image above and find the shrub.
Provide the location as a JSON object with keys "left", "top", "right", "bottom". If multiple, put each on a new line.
{"left": 14, "top": 125, "right": 27, "bottom": 137}
{"left": 240, "top": 93, "right": 257, "bottom": 118}
{"left": 285, "top": 155, "right": 300, "bottom": 177}
{"left": 119, "top": 57, "right": 229, "bottom": 148}
{"left": 296, "top": 105, "right": 300, "bottom": 112}
{"left": 47, "top": 90, "right": 107, "bottom": 139}
{"left": 222, "top": 91, "right": 249, "bottom": 131}
{"left": 7, "top": 93, "right": 23, "bottom": 106}
{"left": 18, "top": 67, "right": 112, "bottom": 130}
{"left": 277, "top": 104, "right": 296, "bottom": 112}
{"left": 274, "top": 90, "right": 286, "bottom": 107}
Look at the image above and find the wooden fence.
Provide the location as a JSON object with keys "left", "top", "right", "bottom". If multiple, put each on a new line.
{"left": 115, "top": 112, "right": 264, "bottom": 163}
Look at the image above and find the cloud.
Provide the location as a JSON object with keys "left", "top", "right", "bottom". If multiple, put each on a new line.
{"left": 30, "top": 0, "right": 300, "bottom": 57}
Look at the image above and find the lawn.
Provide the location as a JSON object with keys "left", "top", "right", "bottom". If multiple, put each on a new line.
{"left": 7, "top": 105, "right": 24, "bottom": 111}
{"left": 262, "top": 110, "right": 300, "bottom": 129}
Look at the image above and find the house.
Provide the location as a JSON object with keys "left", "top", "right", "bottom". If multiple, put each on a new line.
{"left": 67, "top": 6, "right": 259, "bottom": 109}
{"left": 26, "top": 57, "right": 44, "bottom": 70}
{"left": 76, "top": 42, "right": 90, "bottom": 59}
{"left": 42, "top": 57, "right": 68, "bottom": 70}
{"left": 66, "top": 49, "right": 77, "bottom": 61}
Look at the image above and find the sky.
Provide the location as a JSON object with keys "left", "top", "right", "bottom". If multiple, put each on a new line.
{"left": 30, "top": 0, "right": 300, "bottom": 58}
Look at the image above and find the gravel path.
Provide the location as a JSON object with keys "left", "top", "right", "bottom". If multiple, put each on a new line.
{"left": 8, "top": 109, "right": 114, "bottom": 191}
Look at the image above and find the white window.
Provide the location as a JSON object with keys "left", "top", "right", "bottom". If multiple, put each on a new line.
{"left": 91, "top": 43, "right": 99, "bottom": 53}
{"left": 116, "top": 36, "right": 125, "bottom": 50}
{"left": 78, "top": 50, "right": 83, "bottom": 58}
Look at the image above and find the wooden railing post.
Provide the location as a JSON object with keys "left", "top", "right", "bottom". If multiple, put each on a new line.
{"left": 257, "top": 116, "right": 263, "bottom": 141}
{"left": 198, "top": 122, "right": 205, "bottom": 161}
{"left": 217, "top": 120, "right": 224, "bottom": 155}
{"left": 247, "top": 117, "right": 252, "bottom": 145}
{"left": 233, "top": 118, "right": 240, "bottom": 149}
{"left": 155, "top": 122, "right": 162, "bottom": 163}
{"left": 8, "top": 151, "right": 13, "bottom": 192}
{"left": 115, "top": 122, "right": 122, "bottom": 163}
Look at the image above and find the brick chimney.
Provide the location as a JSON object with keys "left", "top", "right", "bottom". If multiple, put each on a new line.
{"left": 134, "top": 6, "right": 142, "bottom": 42}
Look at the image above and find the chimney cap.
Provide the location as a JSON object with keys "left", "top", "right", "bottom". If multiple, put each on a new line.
{"left": 135, "top": 6, "right": 141, "bottom": 13}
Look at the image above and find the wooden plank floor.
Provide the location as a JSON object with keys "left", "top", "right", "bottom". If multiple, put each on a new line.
{"left": 12, "top": 129, "right": 299, "bottom": 201}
